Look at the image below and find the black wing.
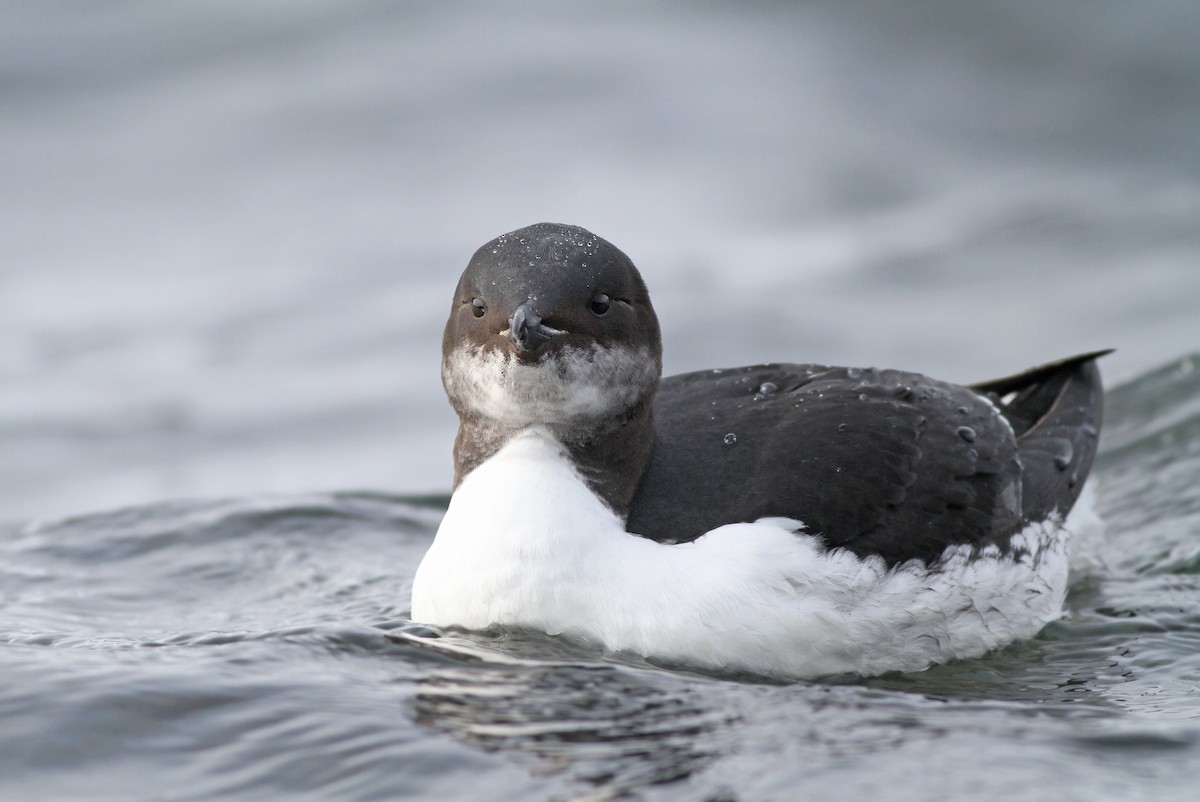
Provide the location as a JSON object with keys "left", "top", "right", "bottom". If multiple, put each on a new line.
{"left": 626, "top": 352, "right": 1107, "bottom": 566}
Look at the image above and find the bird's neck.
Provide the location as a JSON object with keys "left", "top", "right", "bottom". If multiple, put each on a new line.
{"left": 452, "top": 402, "right": 656, "bottom": 518}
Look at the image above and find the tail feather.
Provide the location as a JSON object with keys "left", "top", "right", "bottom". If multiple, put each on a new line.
{"left": 972, "top": 350, "right": 1110, "bottom": 524}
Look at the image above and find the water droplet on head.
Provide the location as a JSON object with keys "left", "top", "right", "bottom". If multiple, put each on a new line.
{"left": 858, "top": 393, "right": 868, "bottom": 402}
{"left": 846, "top": 367, "right": 862, "bottom": 380}
{"left": 956, "top": 406, "right": 969, "bottom": 415}
{"left": 757, "top": 381, "right": 778, "bottom": 396}
{"left": 723, "top": 433, "right": 738, "bottom": 445}
{"left": 956, "top": 426, "right": 977, "bottom": 443}
{"left": 837, "top": 423, "right": 849, "bottom": 433}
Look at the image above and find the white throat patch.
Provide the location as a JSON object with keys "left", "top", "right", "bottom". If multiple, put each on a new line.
{"left": 442, "top": 343, "right": 659, "bottom": 427}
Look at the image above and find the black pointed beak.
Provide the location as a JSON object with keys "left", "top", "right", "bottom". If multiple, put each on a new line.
{"left": 508, "top": 302, "right": 560, "bottom": 354}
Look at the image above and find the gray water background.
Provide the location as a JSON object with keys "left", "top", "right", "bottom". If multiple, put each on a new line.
{"left": 3, "top": 2, "right": 1200, "bottom": 800}
{"left": 3, "top": 0, "right": 1198, "bottom": 522}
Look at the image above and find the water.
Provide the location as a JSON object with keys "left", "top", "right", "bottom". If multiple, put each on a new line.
{"left": 2, "top": 357, "right": 1200, "bottom": 800}
{"left": 3, "top": 1, "right": 1200, "bottom": 799}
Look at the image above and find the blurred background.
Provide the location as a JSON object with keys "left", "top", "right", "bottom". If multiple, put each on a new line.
{"left": 2, "top": 0, "right": 1198, "bottom": 521}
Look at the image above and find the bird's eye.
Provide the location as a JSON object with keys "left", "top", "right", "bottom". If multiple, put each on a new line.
{"left": 589, "top": 293, "right": 611, "bottom": 316}
{"left": 470, "top": 298, "right": 486, "bottom": 318}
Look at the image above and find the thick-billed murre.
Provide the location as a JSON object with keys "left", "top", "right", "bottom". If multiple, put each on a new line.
{"left": 411, "top": 222, "right": 1108, "bottom": 679}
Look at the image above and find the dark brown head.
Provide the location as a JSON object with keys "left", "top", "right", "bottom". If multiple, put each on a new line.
{"left": 442, "top": 223, "right": 662, "bottom": 431}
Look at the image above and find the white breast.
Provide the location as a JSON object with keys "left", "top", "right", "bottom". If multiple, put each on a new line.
{"left": 410, "top": 429, "right": 1073, "bottom": 679}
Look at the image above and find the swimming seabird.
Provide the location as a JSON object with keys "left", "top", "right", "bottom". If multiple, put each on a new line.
{"left": 411, "top": 222, "right": 1107, "bottom": 678}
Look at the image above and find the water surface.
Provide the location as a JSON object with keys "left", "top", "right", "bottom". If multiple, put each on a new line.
{"left": 2, "top": 357, "right": 1199, "bottom": 800}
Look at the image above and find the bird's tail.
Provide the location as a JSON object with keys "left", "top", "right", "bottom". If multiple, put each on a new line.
{"left": 971, "top": 350, "right": 1111, "bottom": 523}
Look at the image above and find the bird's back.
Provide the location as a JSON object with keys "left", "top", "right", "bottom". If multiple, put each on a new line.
{"left": 626, "top": 352, "right": 1107, "bottom": 565}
